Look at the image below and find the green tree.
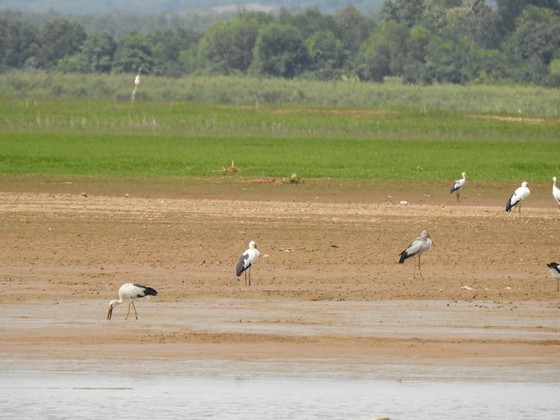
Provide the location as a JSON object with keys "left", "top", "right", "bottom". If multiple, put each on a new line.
{"left": 280, "top": 7, "right": 337, "bottom": 38}
{"left": 358, "top": 21, "right": 409, "bottom": 82}
{"left": 451, "top": 0, "right": 502, "bottom": 49}
{"left": 505, "top": 6, "right": 560, "bottom": 84}
{"left": 201, "top": 13, "right": 268, "bottom": 74}
{"left": 70, "top": 33, "right": 116, "bottom": 73}
{"left": 426, "top": 35, "right": 487, "bottom": 83}
{"left": 508, "top": 6, "right": 560, "bottom": 66}
{"left": 148, "top": 29, "right": 190, "bottom": 77}
{"left": 306, "top": 30, "right": 346, "bottom": 79}
{"left": 402, "top": 25, "right": 433, "bottom": 83}
{"left": 0, "top": 19, "right": 39, "bottom": 70}
{"left": 359, "top": 42, "right": 392, "bottom": 82}
{"left": 112, "top": 32, "right": 155, "bottom": 74}
{"left": 334, "top": 5, "right": 374, "bottom": 74}
{"left": 496, "top": 0, "right": 560, "bottom": 33}
{"left": 421, "top": 0, "right": 455, "bottom": 33}
{"left": 174, "top": 28, "right": 202, "bottom": 75}
{"left": 381, "top": 0, "right": 425, "bottom": 27}
{"left": 253, "top": 23, "right": 308, "bottom": 78}
{"left": 37, "top": 19, "right": 86, "bottom": 69}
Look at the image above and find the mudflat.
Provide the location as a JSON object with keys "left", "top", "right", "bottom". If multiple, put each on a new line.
{"left": 1, "top": 176, "right": 559, "bottom": 380}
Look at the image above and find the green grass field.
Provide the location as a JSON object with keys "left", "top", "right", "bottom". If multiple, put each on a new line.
{"left": 0, "top": 96, "right": 558, "bottom": 183}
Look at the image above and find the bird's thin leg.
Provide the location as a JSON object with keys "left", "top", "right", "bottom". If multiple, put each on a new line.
{"left": 456, "top": 191, "right": 460, "bottom": 202}
{"left": 418, "top": 255, "right": 423, "bottom": 279}
{"left": 244, "top": 271, "right": 248, "bottom": 286}
{"left": 132, "top": 301, "right": 138, "bottom": 320}
{"left": 248, "top": 268, "right": 252, "bottom": 286}
{"left": 518, "top": 203, "right": 522, "bottom": 220}
{"left": 126, "top": 302, "right": 132, "bottom": 320}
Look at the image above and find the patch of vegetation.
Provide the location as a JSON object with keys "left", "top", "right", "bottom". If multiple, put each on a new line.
{"left": 0, "top": 97, "right": 558, "bottom": 182}
{"left": 1, "top": 73, "right": 560, "bottom": 116}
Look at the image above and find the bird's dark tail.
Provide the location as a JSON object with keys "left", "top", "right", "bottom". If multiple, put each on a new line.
{"left": 505, "top": 193, "right": 515, "bottom": 212}
{"left": 135, "top": 284, "right": 158, "bottom": 296}
{"left": 398, "top": 251, "right": 409, "bottom": 264}
{"left": 236, "top": 258, "right": 246, "bottom": 277}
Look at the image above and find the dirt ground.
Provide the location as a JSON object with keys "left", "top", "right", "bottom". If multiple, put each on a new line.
{"left": 0, "top": 175, "right": 559, "bottom": 380}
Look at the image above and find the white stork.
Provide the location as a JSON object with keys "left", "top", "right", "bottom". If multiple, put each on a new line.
{"left": 552, "top": 177, "right": 560, "bottom": 210}
{"left": 236, "top": 240, "right": 260, "bottom": 286}
{"left": 107, "top": 283, "right": 158, "bottom": 320}
{"left": 399, "top": 230, "right": 433, "bottom": 279}
{"left": 505, "top": 181, "right": 531, "bottom": 218}
{"left": 547, "top": 262, "right": 560, "bottom": 292}
{"left": 450, "top": 172, "right": 467, "bottom": 202}
{"left": 131, "top": 66, "right": 142, "bottom": 103}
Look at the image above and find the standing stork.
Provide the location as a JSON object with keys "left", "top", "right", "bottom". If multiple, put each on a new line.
{"left": 450, "top": 172, "right": 467, "bottom": 202}
{"left": 107, "top": 283, "right": 158, "bottom": 320}
{"left": 131, "top": 66, "right": 142, "bottom": 103}
{"left": 505, "top": 181, "right": 531, "bottom": 219}
{"left": 236, "top": 240, "right": 260, "bottom": 286}
{"left": 552, "top": 177, "right": 560, "bottom": 210}
{"left": 546, "top": 262, "right": 560, "bottom": 292}
{"left": 399, "top": 230, "right": 433, "bottom": 279}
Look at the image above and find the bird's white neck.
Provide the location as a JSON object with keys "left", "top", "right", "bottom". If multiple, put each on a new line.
{"left": 109, "top": 299, "right": 123, "bottom": 307}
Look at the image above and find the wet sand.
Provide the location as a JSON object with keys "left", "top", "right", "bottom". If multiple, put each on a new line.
{"left": 0, "top": 176, "right": 559, "bottom": 381}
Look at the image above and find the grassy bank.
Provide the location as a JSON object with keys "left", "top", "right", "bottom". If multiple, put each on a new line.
{"left": 1, "top": 72, "right": 560, "bottom": 116}
{"left": 0, "top": 97, "right": 558, "bottom": 182}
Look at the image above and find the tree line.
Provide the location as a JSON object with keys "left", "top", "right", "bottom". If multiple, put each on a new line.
{"left": 1, "top": 0, "right": 559, "bottom": 87}
{"left": 0, "top": 0, "right": 382, "bottom": 16}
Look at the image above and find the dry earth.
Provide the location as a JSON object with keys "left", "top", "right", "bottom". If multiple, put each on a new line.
{"left": 0, "top": 175, "right": 559, "bottom": 380}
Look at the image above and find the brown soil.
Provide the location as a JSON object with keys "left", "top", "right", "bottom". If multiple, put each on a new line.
{"left": 1, "top": 175, "right": 559, "bottom": 379}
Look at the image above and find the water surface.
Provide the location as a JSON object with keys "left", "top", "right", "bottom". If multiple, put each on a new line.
{"left": 2, "top": 372, "right": 559, "bottom": 419}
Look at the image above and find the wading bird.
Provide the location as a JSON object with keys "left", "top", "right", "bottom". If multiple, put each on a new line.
{"left": 547, "top": 262, "right": 560, "bottom": 292}
{"left": 131, "top": 66, "right": 142, "bottom": 103}
{"left": 236, "top": 240, "right": 260, "bottom": 286}
{"left": 552, "top": 177, "right": 560, "bottom": 210}
{"left": 399, "top": 230, "right": 433, "bottom": 279}
{"left": 107, "top": 283, "right": 158, "bottom": 320}
{"left": 450, "top": 172, "right": 467, "bottom": 202}
{"left": 505, "top": 181, "right": 531, "bottom": 219}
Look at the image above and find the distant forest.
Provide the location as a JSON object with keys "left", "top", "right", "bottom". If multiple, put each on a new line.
{"left": 1, "top": 0, "right": 559, "bottom": 87}
{"left": 0, "top": 0, "right": 384, "bottom": 15}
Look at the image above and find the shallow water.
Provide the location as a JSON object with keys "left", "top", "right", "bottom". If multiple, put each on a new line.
{"left": 2, "top": 372, "right": 559, "bottom": 419}
{"left": 2, "top": 299, "right": 559, "bottom": 418}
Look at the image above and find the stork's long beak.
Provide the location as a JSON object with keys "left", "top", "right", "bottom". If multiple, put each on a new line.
{"left": 107, "top": 306, "right": 113, "bottom": 320}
